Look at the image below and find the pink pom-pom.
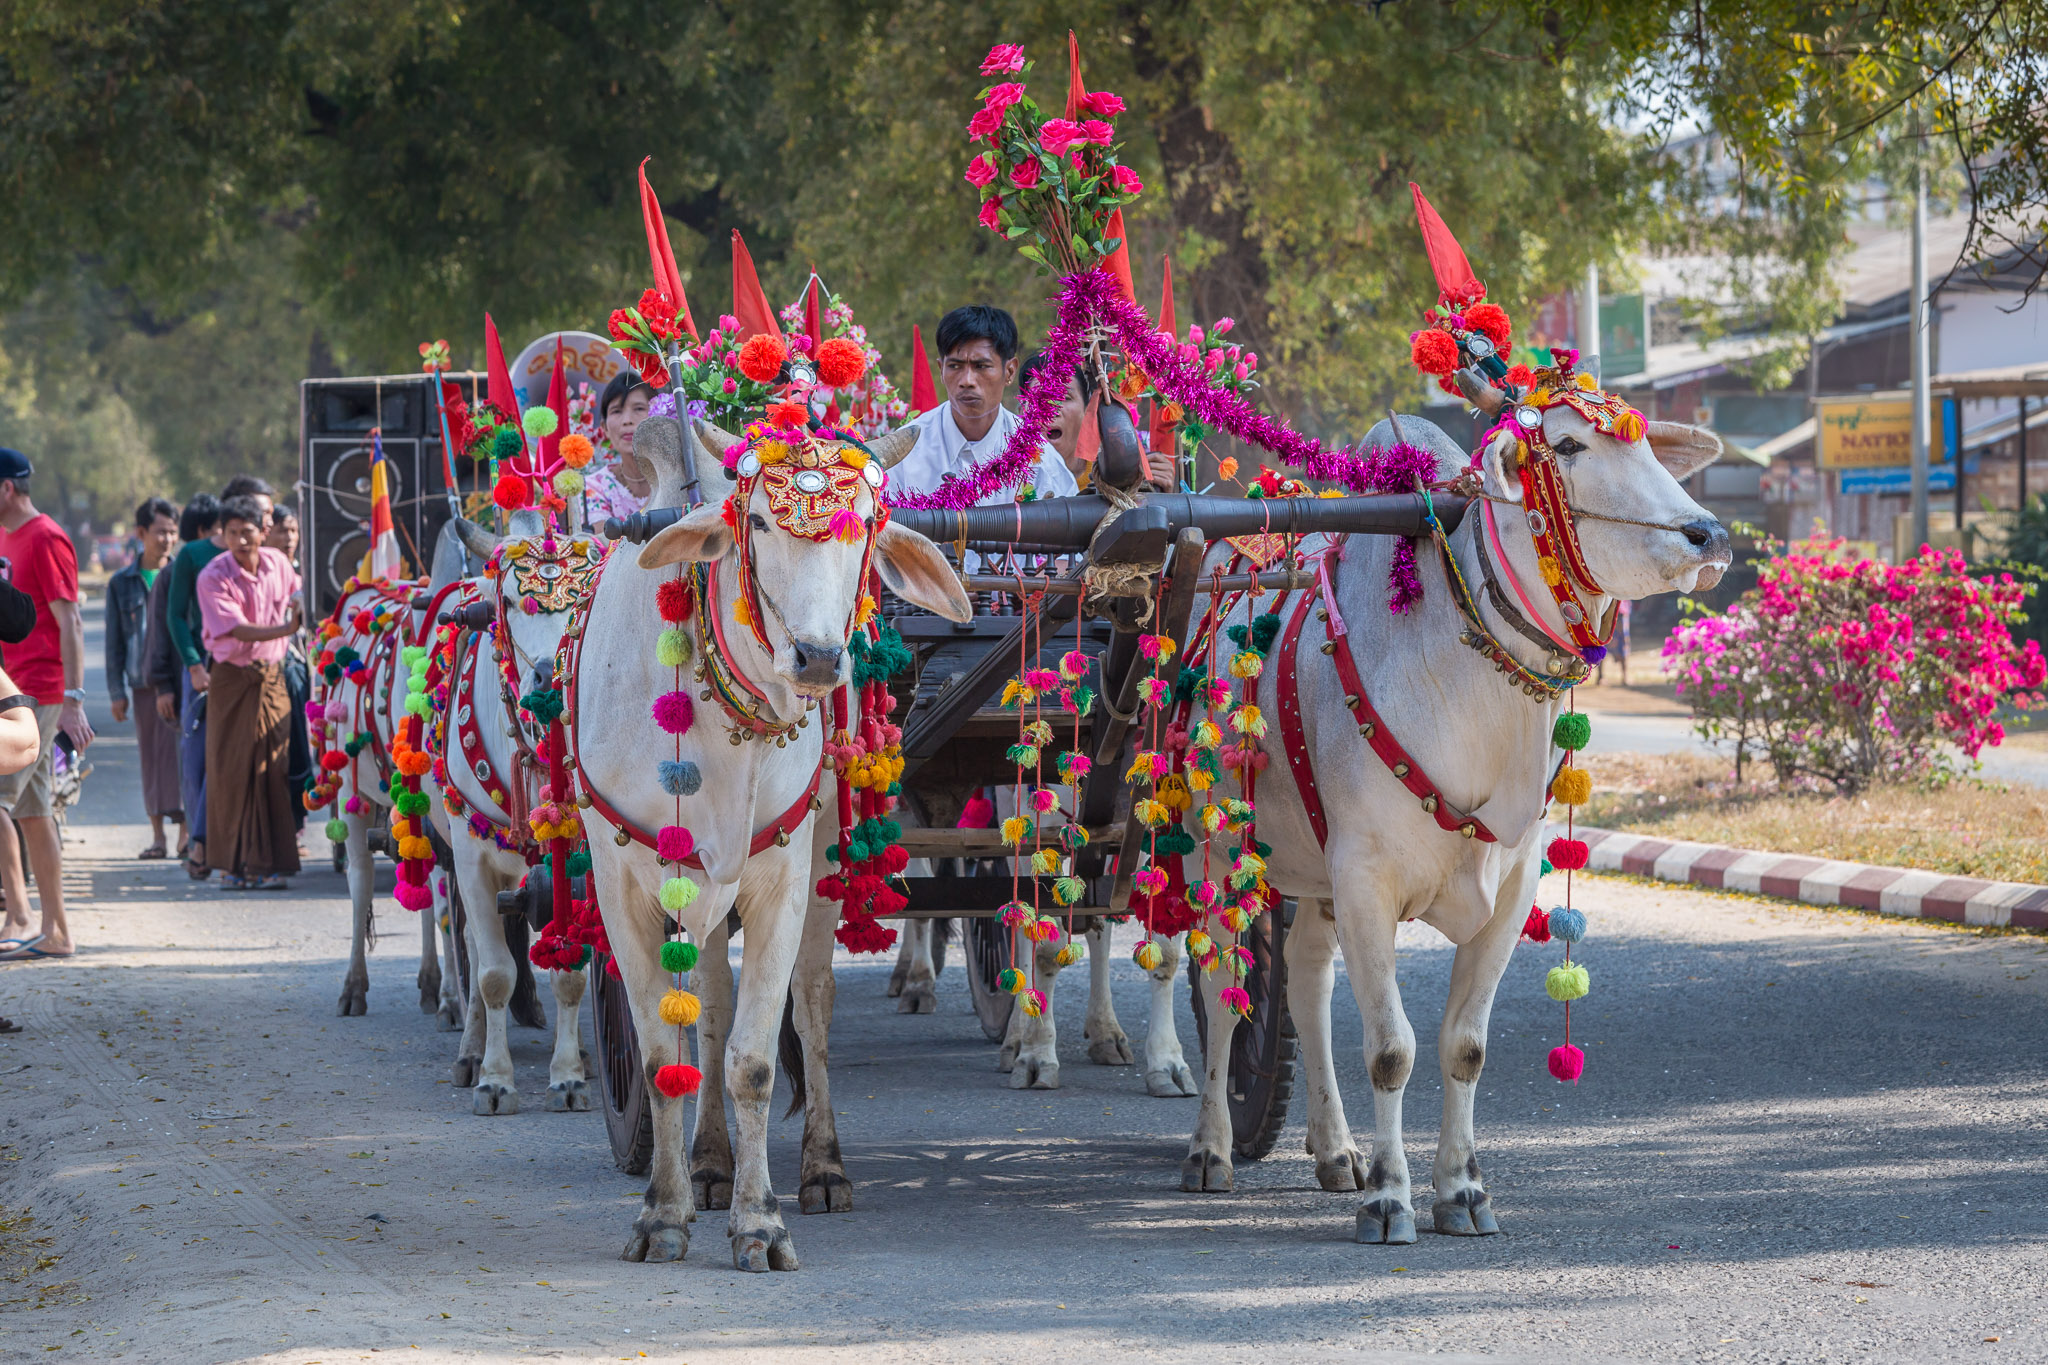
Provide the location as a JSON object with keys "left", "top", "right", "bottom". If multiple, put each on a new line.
{"left": 344, "top": 795, "right": 365, "bottom": 815}
{"left": 1220, "top": 986, "right": 1251, "bottom": 1014}
{"left": 1059, "top": 649, "right": 1089, "bottom": 680}
{"left": 827, "top": 506, "right": 864, "bottom": 544}
{"left": 394, "top": 880, "right": 434, "bottom": 911}
{"left": 1030, "top": 788, "right": 1059, "bottom": 813}
{"left": 957, "top": 792, "right": 996, "bottom": 829}
{"left": 520, "top": 595, "right": 541, "bottom": 615}
{"left": 1547, "top": 1044, "right": 1584, "bottom": 1083}
{"left": 1025, "top": 668, "right": 1060, "bottom": 690}
{"left": 304, "top": 700, "right": 326, "bottom": 721}
{"left": 656, "top": 824, "right": 695, "bottom": 862}
{"left": 652, "top": 690, "right": 696, "bottom": 735}
{"left": 469, "top": 813, "right": 492, "bottom": 837}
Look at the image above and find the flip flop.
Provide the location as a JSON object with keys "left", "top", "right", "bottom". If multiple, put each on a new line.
{"left": 0, "top": 1016, "right": 21, "bottom": 1034}
{"left": 0, "top": 934, "right": 43, "bottom": 956}
{"left": 138, "top": 845, "right": 168, "bottom": 860}
{"left": 0, "top": 945, "right": 72, "bottom": 961}
{"left": 219, "top": 874, "right": 250, "bottom": 891}
{"left": 254, "top": 876, "right": 289, "bottom": 891}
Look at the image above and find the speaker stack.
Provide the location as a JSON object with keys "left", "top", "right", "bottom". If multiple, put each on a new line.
{"left": 297, "top": 373, "right": 487, "bottom": 620}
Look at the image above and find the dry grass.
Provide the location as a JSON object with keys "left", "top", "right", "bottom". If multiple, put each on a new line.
{"left": 1581, "top": 751, "right": 2048, "bottom": 885}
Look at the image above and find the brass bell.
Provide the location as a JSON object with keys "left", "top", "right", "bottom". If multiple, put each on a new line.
{"left": 577, "top": 792, "right": 593, "bottom": 809}
{"left": 775, "top": 735, "right": 787, "bottom": 748}
{"left": 1319, "top": 641, "right": 1334, "bottom": 655}
{"left": 1459, "top": 823, "right": 1476, "bottom": 838}
{"left": 774, "top": 830, "right": 790, "bottom": 847}
{"left": 1392, "top": 762, "right": 1410, "bottom": 778}
{"left": 728, "top": 731, "right": 743, "bottom": 745}
{"left": 1343, "top": 694, "right": 1359, "bottom": 707}
{"left": 1358, "top": 721, "right": 1376, "bottom": 738}
{"left": 1420, "top": 795, "right": 1438, "bottom": 813}
{"left": 614, "top": 828, "right": 632, "bottom": 847}
{"left": 1316, "top": 608, "right": 1329, "bottom": 622}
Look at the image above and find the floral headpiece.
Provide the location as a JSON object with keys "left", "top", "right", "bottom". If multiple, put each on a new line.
{"left": 490, "top": 534, "right": 608, "bottom": 615}
{"left": 1505, "top": 354, "right": 1648, "bottom": 447}
{"left": 724, "top": 422, "right": 888, "bottom": 542}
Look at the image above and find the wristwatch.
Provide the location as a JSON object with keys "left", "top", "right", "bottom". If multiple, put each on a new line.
{"left": 63, "top": 687, "right": 86, "bottom": 702}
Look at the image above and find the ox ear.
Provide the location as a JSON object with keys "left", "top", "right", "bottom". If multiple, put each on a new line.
{"left": 452, "top": 516, "right": 501, "bottom": 562}
{"left": 1645, "top": 421, "right": 1722, "bottom": 481}
{"left": 637, "top": 503, "right": 733, "bottom": 570}
{"left": 1477, "top": 427, "right": 1523, "bottom": 503}
{"left": 874, "top": 522, "right": 972, "bottom": 622}
{"left": 866, "top": 424, "right": 921, "bottom": 470}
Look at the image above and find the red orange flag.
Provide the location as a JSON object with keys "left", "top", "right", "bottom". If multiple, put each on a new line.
{"left": 802, "top": 271, "right": 823, "bottom": 350}
{"left": 1409, "top": 182, "right": 1479, "bottom": 305}
{"left": 730, "top": 231, "right": 783, "bottom": 343}
{"left": 541, "top": 336, "right": 567, "bottom": 468}
{"left": 1100, "top": 207, "right": 1136, "bottom": 303}
{"left": 1148, "top": 256, "right": 1178, "bottom": 454}
{"left": 638, "top": 159, "right": 698, "bottom": 342}
{"left": 1064, "top": 30, "right": 1086, "bottom": 120}
{"left": 909, "top": 324, "right": 938, "bottom": 413}
{"left": 484, "top": 312, "right": 523, "bottom": 457}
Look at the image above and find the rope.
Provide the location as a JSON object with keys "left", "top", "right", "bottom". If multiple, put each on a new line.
{"left": 1079, "top": 480, "right": 1163, "bottom": 616}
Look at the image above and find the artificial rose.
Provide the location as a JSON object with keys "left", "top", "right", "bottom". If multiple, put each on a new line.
{"left": 1038, "top": 118, "right": 1084, "bottom": 155}
{"left": 977, "top": 196, "right": 1004, "bottom": 232}
{"left": 1110, "top": 164, "right": 1143, "bottom": 195}
{"left": 1213, "top": 317, "right": 1235, "bottom": 335}
{"left": 1010, "top": 158, "right": 1042, "bottom": 189}
{"left": 638, "top": 288, "right": 680, "bottom": 340}
{"left": 1188, "top": 324, "right": 1205, "bottom": 346}
{"left": 964, "top": 154, "right": 997, "bottom": 188}
{"left": 981, "top": 42, "right": 1025, "bottom": 74}
{"left": 985, "top": 82, "right": 1025, "bottom": 113}
{"left": 1080, "top": 119, "right": 1115, "bottom": 145}
{"left": 1081, "top": 90, "right": 1125, "bottom": 117}
{"left": 719, "top": 314, "right": 739, "bottom": 334}
{"left": 721, "top": 377, "right": 738, "bottom": 395}
{"left": 967, "top": 106, "right": 1003, "bottom": 141}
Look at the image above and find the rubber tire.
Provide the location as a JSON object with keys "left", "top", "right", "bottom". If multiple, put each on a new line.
{"left": 1189, "top": 899, "right": 1297, "bottom": 1162}
{"left": 592, "top": 954, "right": 654, "bottom": 1175}
{"left": 964, "top": 914, "right": 1016, "bottom": 1043}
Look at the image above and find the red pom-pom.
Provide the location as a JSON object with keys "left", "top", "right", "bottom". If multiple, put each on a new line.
{"left": 813, "top": 337, "right": 868, "bottom": 388}
{"left": 654, "top": 1064, "right": 702, "bottom": 1098}
{"left": 1505, "top": 363, "right": 1535, "bottom": 389}
{"left": 655, "top": 577, "right": 691, "bottom": 623}
{"left": 880, "top": 843, "right": 909, "bottom": 874}
{"left": 492, "top": 473, "right": 531, "bottom": 510}
{"left": 1465, "top": 302, "right": 1512, "bottom": 350}
{"left": 956, "top": 792, "right": 996, "bottom": 829}
{"left": 1547, "top": 1043, "right": 1584, "bottom": 1083}
{"left": 320, "top": 750, "right": 350, "bottom": 772}
{"left": 1521, "top": 905, "right": 1551, "bottom": 942}
{"left": 1410, "top": 328, "right": 1459, "bottom": 376}
{"left": 1547, "top": 837, "right": 1589, "bottom": 871}
{"left": 737, "top": 333, "right": 787, "bottom": 384}
{"left": 766, "top": 400, "right": 809, "bottom": 429}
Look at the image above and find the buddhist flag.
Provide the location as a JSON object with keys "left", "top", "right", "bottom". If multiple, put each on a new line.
{"left": 909, "top": 324, "right": 938, "bottom": 414}
{"left": 731, "top": 231, "right": 783, "bottom": 342}
{"left": 1148, "top": 256, "right": 1178, "bottom": 455}
{"left": 367, "top": 427, "right": 404, "bottom": 581}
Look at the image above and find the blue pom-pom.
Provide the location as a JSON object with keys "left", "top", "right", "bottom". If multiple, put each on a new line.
{"left": 1548, "top": 906, "right": 1587, "bottom": 942}
{"left": 1580, "top": 644, "right": 1607, "bottom": 665}
{"left": 657, "top": 760, "right": 703, "bottom": 797}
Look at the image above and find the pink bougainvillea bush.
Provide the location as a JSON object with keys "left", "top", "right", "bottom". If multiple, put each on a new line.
{"left": 1664, "top": 536, "right": 2046, "bottom": 793}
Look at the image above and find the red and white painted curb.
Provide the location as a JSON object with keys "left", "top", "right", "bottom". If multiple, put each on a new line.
{"left": 1568, "top": 825, "right": 2048, "bottom": 930}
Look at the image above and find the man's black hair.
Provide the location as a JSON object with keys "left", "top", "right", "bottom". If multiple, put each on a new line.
{"left": 936, "top": 305, "right": 1019, "bottom": 362}
{"left": 220, "top": 494, "right": 267, "bottom": 528}
{"left": 134, "top": 496, "right": 178, "bottom": 529}
{"left": 221, "top": 474, "right": 275, "bottom": 501}
{"left": 270, "top": 502, "right": 299, "bottom": 525}
{"left": 179, "top": 494, "right": 221, "bottom": 542}
{"left": 600, "top": 370, "right": 656, "bottom": 420}
{"left": 1017, "top": 350, "right": 1096, "bottom": 403}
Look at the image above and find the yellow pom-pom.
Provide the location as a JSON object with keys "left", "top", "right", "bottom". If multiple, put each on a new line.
{"left": 1134, "top": 798, "right": 1169, "bottom": 828}
{"left": 731, "top": 596, "right": 753, "bottom": 628}
{"left": 1055, "top": 943, "right": 1084, "bottom": 967}
{"left": 1551, "top": 766, "right": 1592, "bottom": 806}
{"left": 1537, "top": 555, "right": 1563, "bottom": 586}
{"left": 1546, "top": 963, "right": 1590, "bottom": 1002}
{"left": 1575, "top": 371, "right": 1598, "bottom": 391}
{"left": 660, "top": 876, "right": 699, "bottom": 912}
{"left": 1230, "top": 704, "right": 1266, "bottom": 737}
{"left": 1000, "top": 816, "right": 1032, "bottom": 847}
{"left": 1186, "top": 929, "right": 1212, "bottom": 957}
{"left": 1133, "top": 941, "right": 1163, "bottom": 971}
{"left": 659, "top": 989, "right": 702, "bottom": 1027}
{"left": 656, "top": 628, "right": 692, "bottom": 668}
{"left": 1228, "top": 650, "right": 1264, "bottom": 680}
{"left": 855, "top": 595, "right": 878, "bottom": 627}
{"left": 553, "top": 469, "right": 584, "bottom": 498}
{"left": 1617, "top": 410, "right": 1646, "bottom": 443}
{"left": 390, "top": 817, "right": 412, "bottom": 840}
{"left": 1031, "top": 847, "right": 1061, "bottom": 875}
{"left": 1187, "top": 767, "right": 1216, "bottom": 792}
{"left": 1158, "top": 774, "right": 1192, "bottom": 812}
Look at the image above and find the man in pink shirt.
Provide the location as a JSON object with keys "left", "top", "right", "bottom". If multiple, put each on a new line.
{"left": 195, "top": 495, "right": 302, "bottom": 888}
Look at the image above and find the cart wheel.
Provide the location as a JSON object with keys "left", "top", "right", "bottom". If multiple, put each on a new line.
{"left": 331, "top": 838, "right": 346, "bottom": 876}
{"left": 964, "top": 915, "right": 1016, "bottom": 1043}
{"left": 591, "top": 955, "right": 654, "bottom": 1175}
{"left": 447, "top": 876, "right": 473, "bottom": 1009}
{"left": 1189, "top": 899, "right": 1297, "bottom": 1161}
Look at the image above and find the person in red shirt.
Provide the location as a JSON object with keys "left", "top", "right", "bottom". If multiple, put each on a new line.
{"left": 0, "top": 447, "right": 91, "bottom": 961}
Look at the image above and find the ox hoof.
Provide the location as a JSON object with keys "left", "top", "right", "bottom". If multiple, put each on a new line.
{"left": 1008, "top": 1057, "right": 1059, "bottom": 1090}
{"left": 436, "top": 999, "right": 464, "bottom": 1032}
{"left": 451, "top": 1054, "right": 481, "bottom": 1088}
{"left": 1432, "top": 1191, "right": 1500, "bottom": 1236}
{"left": 1180, "top": 1148, "right": 1233, "bottom": 1193}
{"left": 1316, "top": 1148, "right": 1368, "bottom": 1192}
{"left": 997, "top": 1041, "right": 1019, "bottom": 1072}
{"left": 472, "top": 1082, "right": 519, "bottom": 1116}
{"left": 896, "top": 981, "right": 937, "bottom": 1014}
{"left": 417, "top": 966, "right": 441, "bottom": 1014}
{"left": 1146, "top": 1062, "right": 1198, "bottom": 1098}
{"left": 732, "top": 1228, "right": 799, "bottom": 1273}
{"left": 1355, "top": 1199, "right": 1418, "bottom": 1245}
{"left": 798, "top": 1171, "right": 853, "bottom": 1215}
{"left": 692, "top": 1170, "right": 733, "bottom": 1212}
{"left": 336, "top": 984, "right": 368, "bottom": 1017}
{"left": 622, "top": 1220, "right": 688, "bottom": 1263}
{"left": 885, "top": 961, "right": 909, "bottom": 998}
{"left": 547, "top": 1079, "right": 592, "bottom": 1112}
{"left": 1086, "top": 1032, "right": 1134, "bottom": 1067}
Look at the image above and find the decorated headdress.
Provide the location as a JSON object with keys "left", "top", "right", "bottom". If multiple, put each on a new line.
{"left": 1405, "top": 183, "right": 1516, "bottom": 395}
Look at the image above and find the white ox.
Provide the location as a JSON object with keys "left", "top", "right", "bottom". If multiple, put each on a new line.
{"left": 573, "top": 413, "right": 969, "bottom": 1271}
{"left": 434, "top": 511, "right": 605, "bottom": 1115}
{"left": 1182, "top": 388, "right": 1731, "bottom": 1244}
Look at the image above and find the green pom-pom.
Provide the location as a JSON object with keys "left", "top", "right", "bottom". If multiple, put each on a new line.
{"left": 403, "top": 693, "right": 430, "bottom": 717}
{"left": 334, "top": 646, "right": 360, "bottom": 667}
{"left": 656, "top": 628, "right": 692, "bottom": 668}
{"left": 659, "top": 876, "right": 698, "bottom": 912}
{"left": 491, "top": 427, "right": 523, "bottom": 461}
{"left": 1545, "top": 963, "right": 1590, "bottom": 1002}
{"left": 1053, "top": 876, "right": 1085, "bottom": 906}
{"left": 660, "top": 939, "right": 692, "bottom": 973}
{"left": 825, "top": 843, "right": 840, "bottom": 864}
{"left": 522, "top": 405, "right": 560, "bottom": 438}
{"left": 1225, "top": 623, "right": 1249, "bottom": 648}
{"left": 322, "top": 664, "right": 343, "bottom": 684}
{"left": 1552, "top": 712, "right": 1591, "bottom": 752}
{"left": 1153, "top": 827, "right": 1197, "bottom": 856}
{"left": 401, "top": 645, "right": 428, "bottom": 666}
{"left": 1250, "top": 612, "right": 1282, "bottom": 653}
{"left": 567, "top": 849, "right": 591, "bottom": 876}
{"left": 1540, "top": 857, "right": 1555, "bottom": 876}
{"left": 553, "top": 469, "right": 584, "bottom": 498}
{"left": 325, "top": 817, "right": 350, "bottom": 842}
{"left": 344, "top": 734, "right": 369, "bottom": 756}
{"left": 1172, "top": 665, "right": 1208, "bottom": 703}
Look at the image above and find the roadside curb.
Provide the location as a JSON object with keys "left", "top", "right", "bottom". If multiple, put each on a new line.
{"left": 1569, "top": 825, "right": 2048, "bottom": 930}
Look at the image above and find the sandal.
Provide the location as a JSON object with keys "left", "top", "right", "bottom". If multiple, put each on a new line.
{"left": 138, "top": 845, "right": 168, "bottom": 860}
{"left": 186, "top": 841, "right": 211, "bottom": 881}
{"left": 219, "top": 873, "right": 250, "bottom": 891}
{"left": 255, "top": 875, "right": 289, "bottom": 891}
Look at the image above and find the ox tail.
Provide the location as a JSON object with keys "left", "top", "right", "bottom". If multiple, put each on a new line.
{"left": 506, "top": 919, "right": 548, "bottom": 1029}
{"left": 779, "top": 991, "right": 806, "bottom": 1120}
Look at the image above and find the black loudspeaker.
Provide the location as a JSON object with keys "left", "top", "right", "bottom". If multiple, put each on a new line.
{"left": 298, "top": 373, "right": 488, "bottom": 619}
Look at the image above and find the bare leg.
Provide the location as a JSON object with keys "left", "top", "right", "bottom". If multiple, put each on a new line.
{"left": 1181, "top": 948, "right": 1245, "bottom": 1191}
{"left": 690, "top": 917, "right": 735, "bottom": 1212}
{"left": 435, "top": 875, "right": 465, "bottom": 1031}
{"left": 1290, "top": 898, "right": 1366, "bottom": 1191}
{"left": 1143, "top": 932, "right": 1195, "bottom": 1098}
{"left": 417, "top": 873, "right": 444, "bottom": 1014}
{"left": 1081, "top": 920, "right": 1133, "bottom": 1065}
{"left": 457, "top": 844, "right": 520, "bottom": 1116}
{"left": 886, "top": 918, "right": 920, "bottom": 998}
{"left": 1004, "top": 936, "right": 1064, "bottom": 1090}
{"left": 723, "top": 858, "right": 808, "bottom": 1273}
{"left": 337, "top": 807, "right": 375, "bottom": 1017}
{"left": 545, "top": 965, "right": 592, "bottom": 1111}
{"left": 791, "top": 896, "right": 850, "bottom": 1214}
{"left": 1331, "top": 892, "right": 1416, "bottom": 1245}
{"left": 895, "top": 917, "right": 939, "bottom": 1014}
{"left": 1430, "top": 873, "right": 1529, "bottom": 1235}
{"left": 0, "top": 812, "right": 31, "bottom": 938}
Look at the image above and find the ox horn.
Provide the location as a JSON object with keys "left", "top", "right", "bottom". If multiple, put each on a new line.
{"left": 1454, "top": 366, "right": 1506, "bottom": 416}
{"left": 865, "top": 424, "right": 921, "bottom": 470}
{"left": 450, "top": 516, "right": 501, "bottom": 562}
{"left": 692, "top": 418, "right": 743, "bottom": 458}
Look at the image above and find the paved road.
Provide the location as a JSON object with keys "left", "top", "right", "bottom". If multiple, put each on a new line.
{"left": 3, "top": 684, "right": 2046, "bottom": 1363}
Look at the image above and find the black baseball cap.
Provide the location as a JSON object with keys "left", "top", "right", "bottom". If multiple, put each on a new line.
{"left": 0, "top": 448, "right": 30, "bottom": 481}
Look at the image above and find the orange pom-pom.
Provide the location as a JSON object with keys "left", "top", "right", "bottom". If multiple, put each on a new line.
{"left": 1216, "top": 456, "right": 1240, "bottom": 481}
{"left": 813, "top": 337, "right": 868, "bottom": 388}
{"left": 1505, "top": 363, "right": 1535, "bottom": 389}
{"left": 560, "top": 434, "right": 595, "bottom": 468}
{"left": 1410, "top": 328, "right": 1459, "bottom": 376}
{"left": 738, "top": 334, "right": 787, "bottom": 384}
{"left": 766, "top": 400, "right": 809, "bottom": 429}
{"left": 1465, "top": 302, "right": 1512, "bottom": 350}
{"left": 732, "top": 596, "right": 752, "bottom": 628}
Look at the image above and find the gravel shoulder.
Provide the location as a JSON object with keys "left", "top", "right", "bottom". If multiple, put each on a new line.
{"left": 3, "top": 696, "right": 2046, "bottom": 1364}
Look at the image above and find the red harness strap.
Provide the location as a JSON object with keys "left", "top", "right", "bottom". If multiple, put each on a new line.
{"left": 1276, "top": 547, "right": 1496, "bottom": 846}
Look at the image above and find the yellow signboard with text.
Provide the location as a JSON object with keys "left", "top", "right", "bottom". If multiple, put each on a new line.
{"left": 1814, "top": 393, "right": 1959, "bottom": 469}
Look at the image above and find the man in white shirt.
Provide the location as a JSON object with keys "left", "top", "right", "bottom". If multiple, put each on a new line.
{"left": 888, "top": 306, "right": 1080, "bottom": 503}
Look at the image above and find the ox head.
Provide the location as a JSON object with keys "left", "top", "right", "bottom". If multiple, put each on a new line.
{"left": 635, "top": 416, "right": 971, "bottom": 697}
{"left": 452, "top": 509, "right": 605, "bottom": 699}
{"left": 1459, "top": 366, "right": 1733, "bottom": 597}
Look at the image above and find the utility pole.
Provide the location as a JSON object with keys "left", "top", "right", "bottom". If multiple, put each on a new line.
{"left": 1581, "top": 263, "right": 1602, "bottom": 380}
{"left": 1909, "top": 156, "right": 1932, "bottom": 551}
